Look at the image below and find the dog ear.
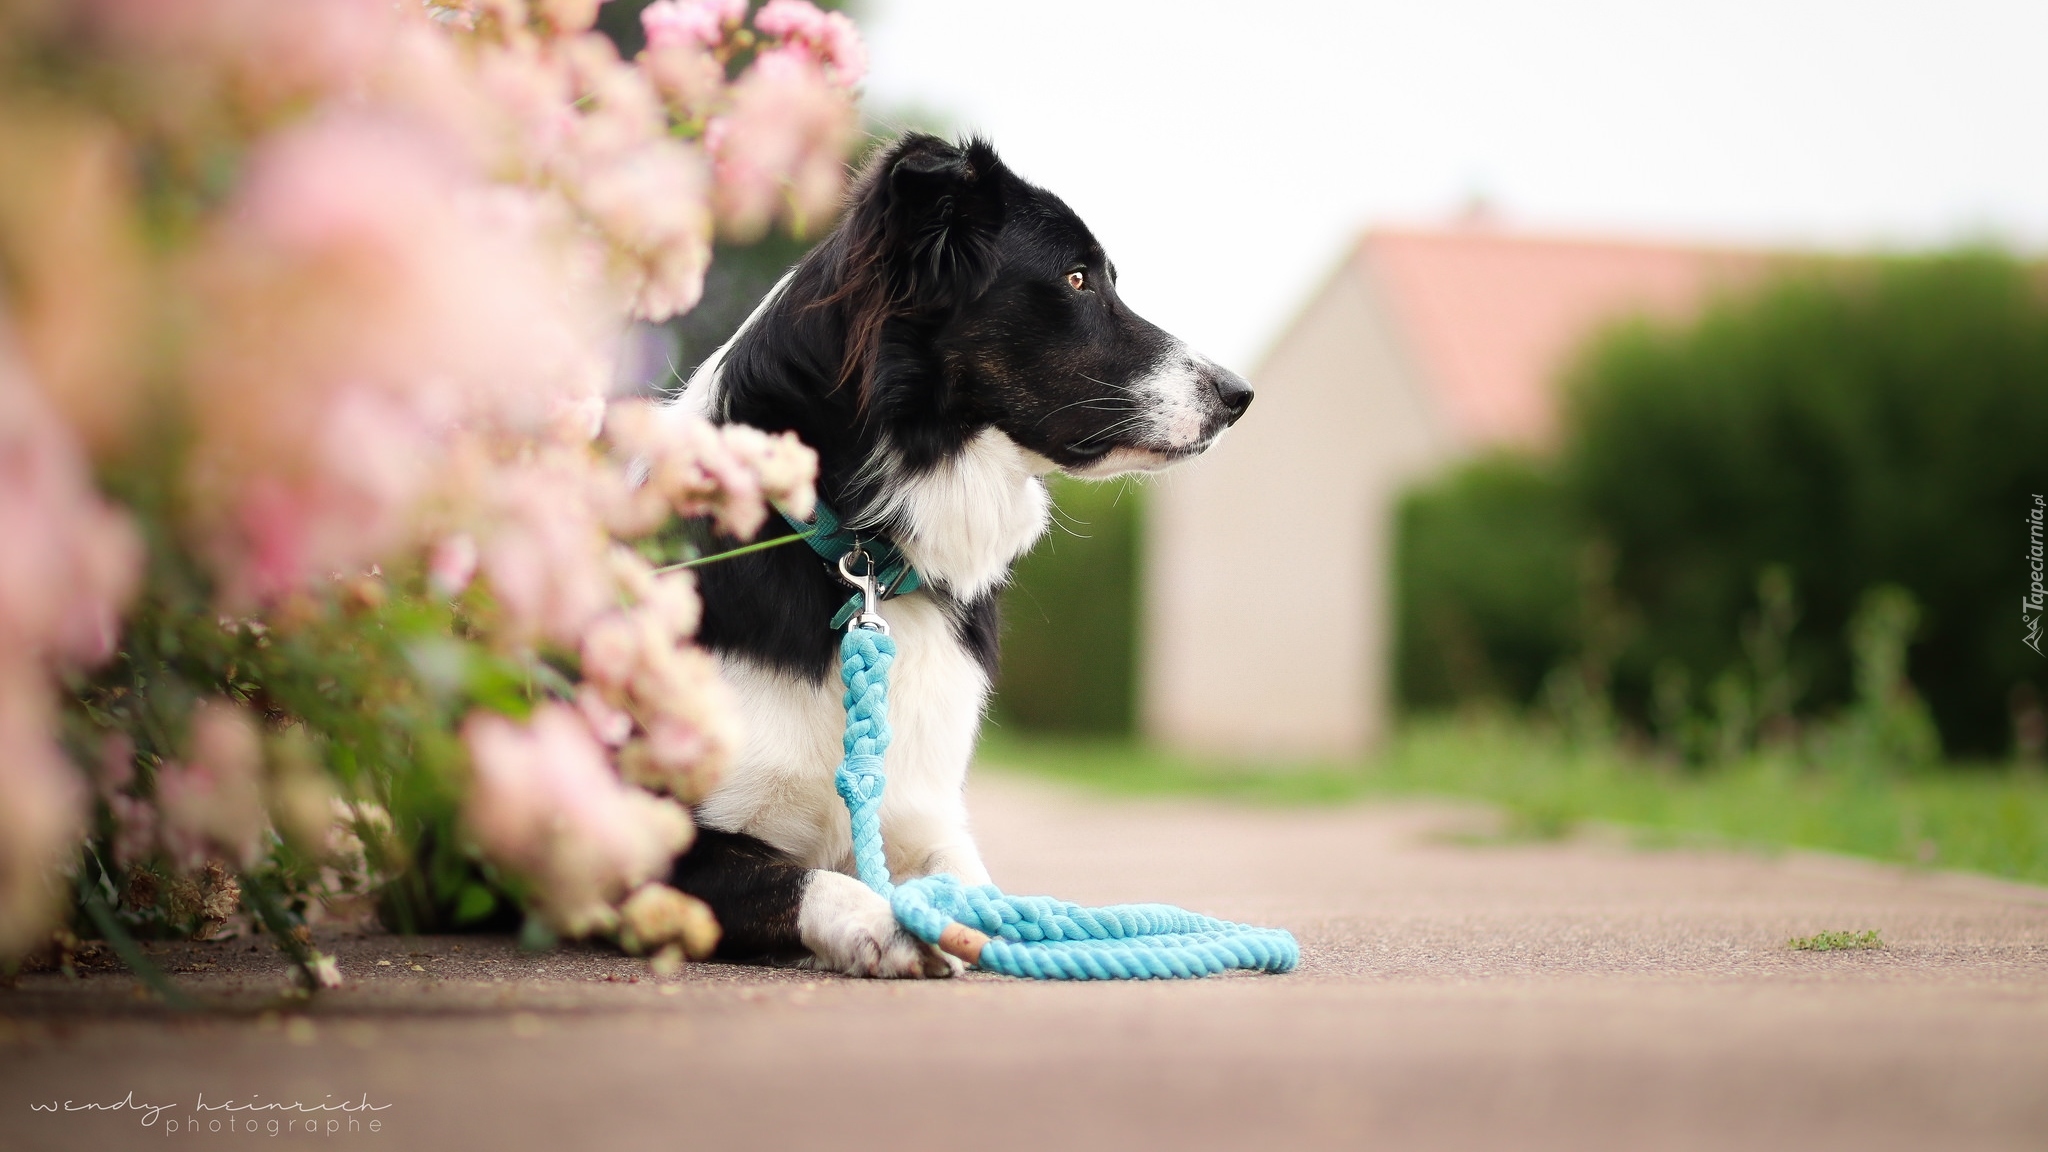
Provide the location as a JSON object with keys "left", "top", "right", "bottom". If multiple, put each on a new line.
{"left": 818, "top": 135, "right": 1006, "bottom": 398}
{"left": 883, "top": 135, "right": 1004, "bottom": 312}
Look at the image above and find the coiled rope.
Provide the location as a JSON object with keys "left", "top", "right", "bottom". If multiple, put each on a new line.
{"left": 832, "top": 626, "right": 1300, "bottom": 980}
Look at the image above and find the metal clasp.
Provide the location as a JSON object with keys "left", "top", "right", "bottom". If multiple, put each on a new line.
{"left": 837, "top": 546, "right": 890, "bottom": 634}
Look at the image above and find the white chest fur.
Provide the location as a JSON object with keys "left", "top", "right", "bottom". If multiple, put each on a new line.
{"left": 855, "top": 428, "right": 1056, "bottom": 602}
{"left": 677, "top": 359, "right": 1052, "bottom": 885}
{"left": 694, "top": 593, "right": 997, "bottom": 885}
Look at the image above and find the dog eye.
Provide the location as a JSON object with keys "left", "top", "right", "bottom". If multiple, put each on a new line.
{"left": 1066, "top": 270, "right": 1087, "bottom": 292}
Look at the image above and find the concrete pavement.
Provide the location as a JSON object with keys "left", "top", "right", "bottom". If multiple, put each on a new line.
{"left": 5, "top": 771, "right": 2046, "bottom": 1151}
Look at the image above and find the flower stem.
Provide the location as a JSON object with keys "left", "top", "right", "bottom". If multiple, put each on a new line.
{"left": 655, "top": 528, "right": 814, "bottom": 574}
{"left": 242, "top": 872, "right": 321, "bottom": 994}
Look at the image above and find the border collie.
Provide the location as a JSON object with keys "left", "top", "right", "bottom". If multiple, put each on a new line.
{"left": 667, "top": 134, "right": 1251, "bottom": 977}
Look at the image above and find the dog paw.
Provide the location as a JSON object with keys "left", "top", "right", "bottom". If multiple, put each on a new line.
{"left": 798, "top": 870, "right": 960, "bottom": 979}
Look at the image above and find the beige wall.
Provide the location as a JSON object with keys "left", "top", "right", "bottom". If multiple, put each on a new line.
{"left": 1141, "top": 253, "right": 1453, "bottom": 757}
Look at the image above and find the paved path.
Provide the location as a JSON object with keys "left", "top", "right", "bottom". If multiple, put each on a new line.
{"left": 5, "top": 772, "right": 2048, "bottom": 1151}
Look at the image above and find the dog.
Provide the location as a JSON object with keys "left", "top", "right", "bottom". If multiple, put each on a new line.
{"left": 666, "top": 134, "right": 1251, "bottom": 977}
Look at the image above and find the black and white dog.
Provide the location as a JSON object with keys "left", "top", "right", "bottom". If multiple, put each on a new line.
{"left": 667, "top": 134, "right": 1251, "bottom": 977}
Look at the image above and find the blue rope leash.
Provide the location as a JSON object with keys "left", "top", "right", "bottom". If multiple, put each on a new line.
{"left": 830, "top": 615, "right": 1299, "bottom": 980}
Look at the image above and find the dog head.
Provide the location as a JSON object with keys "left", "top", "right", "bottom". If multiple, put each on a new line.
{"left": 807, "top": 134, "right": 1251, "bottom": 479}
{"left": 696, "top": 134, "right": 1250, "bottom": 596}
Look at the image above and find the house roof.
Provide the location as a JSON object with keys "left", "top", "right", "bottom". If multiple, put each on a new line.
{"left": 1355, "top": 226, "right": 1775, "bottom": 447}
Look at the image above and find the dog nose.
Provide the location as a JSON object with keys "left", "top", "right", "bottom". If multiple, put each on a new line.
{"left": 1211, "top": 369, "right": 1253, "bottom": 425}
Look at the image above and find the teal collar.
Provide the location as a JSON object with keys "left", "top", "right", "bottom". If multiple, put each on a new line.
{"left": 781, "top": 499, "right": 924, "bottom": 629}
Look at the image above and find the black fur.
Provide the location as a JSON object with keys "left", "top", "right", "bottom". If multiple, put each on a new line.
{"left": 668, "top": 828, "right": 810, "bottom": 962}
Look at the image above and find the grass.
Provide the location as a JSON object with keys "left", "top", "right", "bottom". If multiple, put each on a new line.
{"left": 1787, "top": 930, "right": 1884, "bottom": 951}
{"left": 977, "top": 715, "right": 2048, "bottom": 886}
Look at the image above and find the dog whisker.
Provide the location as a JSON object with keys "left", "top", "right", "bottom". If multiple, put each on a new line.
{"left": 1033, "top": 396, "right": 1142, "bottom": 426}
{"left": 1046, "top": 500, "right": 1093, "bottom": 539}
{"left": 1077, "top": 373, "right": 1137, "bottom": 394}
{"left": 1074, "top": 412, "right": 1152, "bottom": 447}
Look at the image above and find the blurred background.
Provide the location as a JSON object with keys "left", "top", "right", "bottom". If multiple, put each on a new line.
{"left": 619, "top": 1, "right": 2048, "bottom": 789}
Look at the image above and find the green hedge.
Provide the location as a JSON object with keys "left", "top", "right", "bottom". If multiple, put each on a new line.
{"left": 1397, "top": 251, "right": 2048, "bottom": 757}
{"left": 1394, "top": 453, "right": 1583, "bottom": 710}
{"left": 992, "top": 477, "right": 1143, "bottom": 734}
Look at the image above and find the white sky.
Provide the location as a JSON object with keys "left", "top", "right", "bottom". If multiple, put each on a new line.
{"left": 861, "top": 0, "right": 2048, "bottom": 370}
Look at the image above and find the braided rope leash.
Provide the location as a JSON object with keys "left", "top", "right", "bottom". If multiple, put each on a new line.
{"left": 828, "top": 571, "right": 1299, "bottom": 980}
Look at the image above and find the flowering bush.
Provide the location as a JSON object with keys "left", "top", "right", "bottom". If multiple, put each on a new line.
{"left": 0, "top": 0, "right": 863, "bottom": 982}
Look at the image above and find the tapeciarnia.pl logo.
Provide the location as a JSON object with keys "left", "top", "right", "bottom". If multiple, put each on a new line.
{"left": 2027, "top": 494, "right": 2045, "bottom": 657}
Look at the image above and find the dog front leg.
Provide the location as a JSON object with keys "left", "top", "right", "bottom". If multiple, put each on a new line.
{"left": 795, "top": 870, "right": 960, "bottom": 978}
{"left": 669, "top": 828, "right": 957, "bottom": 978}
{"left": 887, "top": 808, "right": 992, "bottom": 886}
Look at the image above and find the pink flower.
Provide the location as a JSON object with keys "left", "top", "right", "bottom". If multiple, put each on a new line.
{"left": 572, "top": 139, "right": 714, "bottom": 320}
{"left": 8, "top": 0, "right": 866, "bottom": 955}
{"left": 91, "top": 0, "right": 396, "bottom": 120}
{"left": 643, "top": 717, "right": 709, "bottom": 772}
{"left": 474, "top": 39, "right": 577, "bottom": 174}
{"left": 0, "top": 0, "right": 877, "bottom": 963}
{"left": 462, "top": 704, "right": 693, "bottom": 934}
{"left": 374, "top": 20, "right": 501, "bottom": 168}
{"left": 709, "top": 46, "right": 857, "bottom": 240}
{"left": 533, "top": 0, "right": 602, "bottom": 34}
{"left": 576, "top": 685, "right": 635, "bottom": 746}
{"left": 0, "top": 666, "right": 85, "bottom": 959}
{"left": 561, "top": 34, "right": 667, "bottom": 159}
{"left": 97, "top": 732, "right": 137, "bottom": 796}
{"left": 475, "top": 451, "right": 617, "bottom": 646}
{"left": 642, "top": 571, "right": 702, "bottom": 638}
{"left": 616, "top": 882, "right": 718, "bottom": 958}
{"left": 751, "top": 0, "right": 827, "bottom": 43}
{"left": 640, "top": 0, "right": 729, "bottom": 48}
{"left": 752, "top": 0, "right": 865, "bottom": 87}
{"left": 0, "top": 351, "right": 141, "bottom": 669}
{"left": 428, "top": 534, "right": 480, "bottom": 598}
{"left": 579, "top": 612, "right": 641, "bottom": 690}
{"left": 638, "top": 40, "right": 724, "bottom": 117}
{"left": 156, "top": 699, "right": 268, "bottom": 869}
{"left": 0, "top": 109, "right": 149, "bottom": 459}
{"left": 815, "top": 11, "right": 866, "bottom": 87}
{"left": 107, "top": 793, "right": 157, "bottom": 870}
{"left": 182, "top": 111, "right": 612, "bottom": 609}
{"left": 636, "top": 231, "right": 716, "bottom": 322}
{"left": 227, "top": 480, "right": 314, "bottom": 607}
{"left": 607, "top": 402, "right": 815, "bottom": 539}
{"left": 719, "top": 423, "right": 819, "bottom": 522}
{"left": 549, "top": 394, "right": 608, "bottom": 445}
{"left": 623, "top": 642, "right": 738, "bottom": 798}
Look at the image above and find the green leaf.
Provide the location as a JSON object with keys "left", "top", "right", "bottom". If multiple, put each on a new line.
{"left": 464, "top": 655, "right": 534, "bottom": 719}
{"left": 452, "top": 883, "right": 498, "bottom": 925}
